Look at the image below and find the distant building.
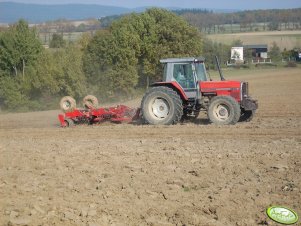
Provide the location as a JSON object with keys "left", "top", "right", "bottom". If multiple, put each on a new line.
{"left": 293, "top": 49, "right": 301, "bottom": 62}
{"left": 230, "top": 45, "right": 268, "bottom": 62}
{"left": 228, "top": 44, "right": 271, "bottom": 65}
{"left": 244, "top": 44, "right": 268, "bottom": 59}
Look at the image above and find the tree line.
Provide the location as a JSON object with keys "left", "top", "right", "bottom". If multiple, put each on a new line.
{"left": 175, "top": 8, "right": 301, "bottom": 33}
{"left": 30, "top": 8, "right": 301, "bottom": 38}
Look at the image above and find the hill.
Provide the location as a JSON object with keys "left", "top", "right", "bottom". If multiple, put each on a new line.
{"left": 0, "top": 2, "right": 237, "bottom": 24}
{"left": 0, "top": 2, "right": 133, "bottom": 23}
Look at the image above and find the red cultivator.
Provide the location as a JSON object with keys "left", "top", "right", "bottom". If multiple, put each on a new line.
{"left": 58, "top": 96, "right": 140, "bottom": 127}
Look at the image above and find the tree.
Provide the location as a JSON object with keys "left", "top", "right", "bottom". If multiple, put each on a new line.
{"left": 269, "top": 42, "right": 282, "bottom": 62}
{"left": 140, "top": 8, "right": 203, "bottom": 81}
{"left": 281, "top": 48, "right": 294, "bottom": 61}
{"left": 0, "top": 44, "right": 87, "bottom": 111}
{"left": 0, "top": 19, "right": 42, "bottom": 79}
{"left": 244, "top": 49, "right": 253, "bottom": 62}
{"left": 231, "top": 39, "right": 243, "bottom": 47}
{"left": 83, "top": 27, "right": 139, "bottom": 99}
{"left": 0, "top": 76, "right": 30, "bottom": 111}
{"left": 176, "top": 8, "right": 301, "bottom": 34}
{"left": 202, "top": 38, "right": 230, "bottom": 69}
{"left": 0, "top": 20, "right": 43, "bottom": 111}
{"left": 49, "top": 33, "right": 66, "bottom": 48}
{"left": 84, "top": 8, "right": 203, "bottom": 100}
{"left": 32, "top": 45, "right": 86, "bottom": 99}
{"left": 78, "top": 32, "right": 93, "bottom": 51}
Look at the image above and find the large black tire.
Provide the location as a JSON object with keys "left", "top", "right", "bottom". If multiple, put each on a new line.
{"left": 141, "top": 86, "right": 183, "bottom": 125}
{"left": 208, "top": 96, "right": 241, "bottom": 125}
{"left": 60, "top": 96, "right": 76, "bottom": 113}
{"left": 239, "top": 110, "right": 255, "bottom": 122}
{"left": 83, "top": 95, "right": 98, "bottom": 109}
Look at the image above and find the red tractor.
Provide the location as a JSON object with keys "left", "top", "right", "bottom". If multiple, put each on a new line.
{"left": 140, "top": 57, "right": 258, "bottom": 125}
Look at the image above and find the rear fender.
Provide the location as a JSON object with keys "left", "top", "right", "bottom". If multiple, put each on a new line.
{"left": 150, "top": 82, "right": 188, "bottom": 101}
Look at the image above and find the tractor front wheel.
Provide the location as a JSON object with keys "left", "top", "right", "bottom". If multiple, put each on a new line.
{"left": 208, "top": 96, "right": 241, "bottom": 125}
{"left": 141, "top": 86, "right": 183, "bottom": 125}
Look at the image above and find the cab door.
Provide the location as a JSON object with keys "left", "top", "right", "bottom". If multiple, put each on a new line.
{"left": 172, "top": 63, "right": 198, "bottom": 99}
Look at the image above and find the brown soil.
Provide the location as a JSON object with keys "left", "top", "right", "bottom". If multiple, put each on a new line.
{"left": 0, "top": 68, "right": 300, "bottom": 226}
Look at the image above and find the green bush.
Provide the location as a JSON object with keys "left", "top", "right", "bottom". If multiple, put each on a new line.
{"left": 0, "top": 76, "right": 30, "bottom": 111}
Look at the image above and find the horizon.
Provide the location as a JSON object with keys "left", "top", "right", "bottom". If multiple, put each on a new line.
{"left": 1, "top": 0, "right": 301, "bottom": 10}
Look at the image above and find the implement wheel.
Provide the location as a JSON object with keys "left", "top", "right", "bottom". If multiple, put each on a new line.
{"left": 208, "top": 96, "right": 241, "bottom": 125}
{"left": 83, "top": 95, "right": 98, "bottom": 109}
{"left": 60, "top": 96, "right": 76, "bottom": 113}
{"left": 141, "top": 86, "right": 183, "bottom": 125}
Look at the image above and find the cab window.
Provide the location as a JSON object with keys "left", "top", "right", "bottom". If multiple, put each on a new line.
{"left": 195, "top": 63, "right": 208, "bottom": 81}
{"left": 173, "top": 64, "right": 195, "bottom": 89}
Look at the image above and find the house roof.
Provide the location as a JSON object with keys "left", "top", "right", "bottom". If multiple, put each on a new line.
{"left": 244, "top": 44, "right": 268, "bottom": 49}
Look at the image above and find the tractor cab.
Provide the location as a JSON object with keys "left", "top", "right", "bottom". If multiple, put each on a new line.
{"left": 161, "top": 57, "right": 207, "bottom": 99}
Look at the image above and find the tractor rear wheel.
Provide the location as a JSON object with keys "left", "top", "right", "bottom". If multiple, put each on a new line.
{"left": 83, "top": 95, "right": 98, "bottom": 109}
{"left": 141, "top": 86, "right": 183, "bottom": 125}
{"left": 208, "top": 96, "right": 241, "bottom": 125}
{"left": 60, "top": 96, "right": 76, "bottom": 113}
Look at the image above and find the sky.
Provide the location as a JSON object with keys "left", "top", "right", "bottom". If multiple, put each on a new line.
{"left": 2, "top": 0, "right": 301, "bottom": 10}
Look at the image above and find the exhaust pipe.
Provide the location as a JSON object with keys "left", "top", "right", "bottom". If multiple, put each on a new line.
{"left": 215, "top": 55, "right": 226, "bottom": 81}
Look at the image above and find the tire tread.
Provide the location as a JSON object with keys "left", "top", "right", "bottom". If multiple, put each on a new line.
{"left": 141, "top": 86, "right": 183, "bottom": 125}
{"left": 208, "top": 96, "right": 241, "bottom": 125}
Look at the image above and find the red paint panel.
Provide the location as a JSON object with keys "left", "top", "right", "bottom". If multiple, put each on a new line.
{"left": 200, "top": 81, "right": 242, "bottom": 102}
{"left": 200, "top": 80, "right": 241, "bottom": 89}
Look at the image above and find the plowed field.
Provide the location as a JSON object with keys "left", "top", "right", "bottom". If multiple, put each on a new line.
{"left": 0, "top": 68, "right": 300, "bottom": 226}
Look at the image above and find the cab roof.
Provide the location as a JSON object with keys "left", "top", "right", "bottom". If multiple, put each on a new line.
{"left": 160, "top": 57, "right": 205, "bottom": 64}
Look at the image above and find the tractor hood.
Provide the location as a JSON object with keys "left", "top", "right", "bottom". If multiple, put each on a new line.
{"left": 200, "top": 80, "right": 242, "bottom": 101}
{"left": 200, "top": 80, "right": 241, "bottom": 91}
